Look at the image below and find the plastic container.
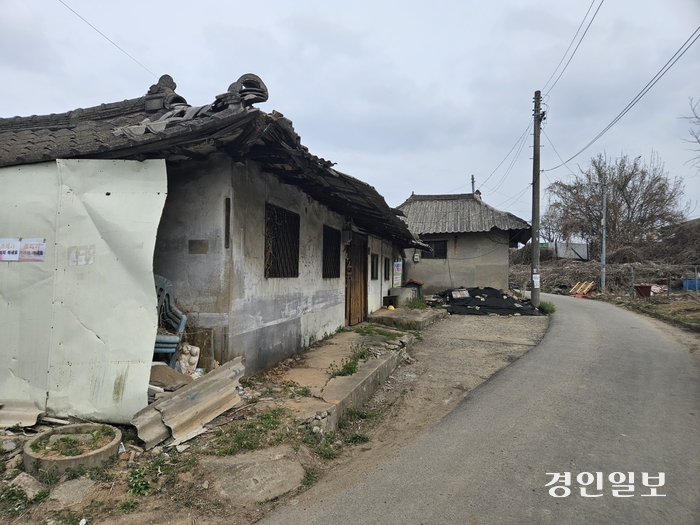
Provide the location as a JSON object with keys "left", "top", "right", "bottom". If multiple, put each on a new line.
{"left": 682, "top": 279, "right": 699, "bottom": 291}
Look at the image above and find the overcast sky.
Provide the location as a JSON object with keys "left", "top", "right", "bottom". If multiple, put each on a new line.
{"left": 2, "top": 0, "right": 699, "bottom": 220}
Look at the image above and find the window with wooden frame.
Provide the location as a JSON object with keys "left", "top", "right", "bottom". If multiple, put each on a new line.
{"left": 371, "top": 253, "right": 379, "bottom": 280}
{"left": 421, "top": 240, "right": 447, "bottom": 259}
{"left": 383, "top": 257, "right": 390, "bottom": 281}
{"left": 265, "top": 203, "right": 300, "bottom": 278}
{"left": 322, "top": 225, "right": 341, "bottom": 278}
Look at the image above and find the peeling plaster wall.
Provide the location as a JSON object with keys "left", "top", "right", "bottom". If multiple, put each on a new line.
{"left": 405, "top": 231, "right": 510, "bottom": 294}
{"left": 0, "top": 159, "right": 167, "bottom": 423}
{"left": 154, "top": 157, "right": 346, "bottom": 374}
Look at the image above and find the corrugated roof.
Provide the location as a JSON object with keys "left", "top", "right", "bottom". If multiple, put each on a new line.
{"left": 397, "top": 193, "right": 531, "bottom": 244}
{"left": 0, "top": 74, "right": 417, "bottom": 248}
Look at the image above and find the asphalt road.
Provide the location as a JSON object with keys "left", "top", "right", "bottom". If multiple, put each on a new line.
{"left": 260, "top": 294, "right": 700, "bottom": 524}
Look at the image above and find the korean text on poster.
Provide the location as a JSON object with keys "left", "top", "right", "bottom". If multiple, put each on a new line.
{"left": 0, "top": 238, "right": 46, "bottom": 262}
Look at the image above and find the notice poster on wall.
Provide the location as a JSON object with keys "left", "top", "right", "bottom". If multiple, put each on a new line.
{"left": 393, "top": 258, "right": 403, "bottom": 288}
{"left": 0, "top": 238, "right": 47, "bottom": 262}
{"left": 19, "top": 238, "right": 46, "bottom": 262}
{"left": 0, "top": 238, "right": 20, "bottom": 261}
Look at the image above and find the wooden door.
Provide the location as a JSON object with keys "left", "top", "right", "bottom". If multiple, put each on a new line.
{"left": 345, "top": 237, "right": 367, "bottom": 326}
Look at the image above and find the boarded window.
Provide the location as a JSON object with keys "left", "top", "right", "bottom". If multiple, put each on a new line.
{"left": 265, "top": 203, "right": 300, "bottom": 278}
{"left": 384, "top": 257, "right": 390, "bottom": 281}
{"left": 422, "top": 240, "right": 447, "bottom": 259}
{"left": 322, "top": 225, "right": 341, "bottom": 278}
{"left": 371, "top": 253, "right": 379, "bottom": 280}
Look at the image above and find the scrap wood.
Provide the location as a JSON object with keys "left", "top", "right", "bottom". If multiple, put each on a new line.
{"left": 569, "top": 281, "right": 595, "bottom": 295}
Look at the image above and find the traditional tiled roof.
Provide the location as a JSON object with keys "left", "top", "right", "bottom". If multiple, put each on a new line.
{"left": 0, "top": 74, "right": 416, "bottom": 248}
{"left": 397, "top": 192, "right": 531, "bottom": 244}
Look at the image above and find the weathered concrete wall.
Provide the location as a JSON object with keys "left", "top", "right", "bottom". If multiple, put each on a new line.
{"left": 367, "top": 236, "right": 396, "bottom": 313}
{"left": 155, "top": 156, "right": 347, "bottom": 374}
{"left": 229, "top": 161, "right": 346, "bottom": 372}
{"left": 404, "top": 231, "right": 510, "bottom": 294}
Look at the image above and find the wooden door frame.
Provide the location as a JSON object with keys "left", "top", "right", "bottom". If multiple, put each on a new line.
{"left": 345, "top": 235, "right": 368, "bottom": 326}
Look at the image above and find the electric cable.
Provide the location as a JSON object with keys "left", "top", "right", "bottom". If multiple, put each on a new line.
{"left": 544, "top": 25, "right": 700, "bottom": 172}
{"left": 545, "top": 0, "right": 606, "bottom": 95}
{"left": 57, "top": 0, "right": 158, "bottom": 79}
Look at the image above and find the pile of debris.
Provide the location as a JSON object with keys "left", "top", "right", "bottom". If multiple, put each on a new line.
{"left": 427, "top": 287, "right": 542, "bottom": 316}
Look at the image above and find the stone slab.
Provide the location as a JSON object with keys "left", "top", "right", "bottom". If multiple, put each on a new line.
{"left": 49, "top": 478, "right": 95, "bottom": 508}
{"left": 367, "top": 307, "right": 446, "bottom": 330}
{"left": 9, "top": 472, "right": 45, "bottom": 499}
{"left": 199, "top": 445, "right": 305, "bottom": 504}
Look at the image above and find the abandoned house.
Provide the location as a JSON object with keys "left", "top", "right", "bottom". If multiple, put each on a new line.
{"left": 0, "top": 74, "right": 418, "bottom": 423}
{"left": 397, "top": 192, "right": 531, "bottom": 293}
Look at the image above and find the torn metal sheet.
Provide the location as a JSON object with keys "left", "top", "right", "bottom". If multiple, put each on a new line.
{"left": 132, "top": 358, "right": 244, "bottom": 449}
{"left": 0, "top": 159, "right": 167, "bottom": 423}
{"left": 0, "top": 400, "right": 44, "bottom": 428}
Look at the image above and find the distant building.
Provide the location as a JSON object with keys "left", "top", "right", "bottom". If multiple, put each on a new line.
{"left": 397, "top": 192, "right": 531, "bottom": 293}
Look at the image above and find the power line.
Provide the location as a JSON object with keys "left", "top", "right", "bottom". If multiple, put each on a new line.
{"left": 57, "top": 0, "right": 158, "bottom": 79}
{"left": 544, "top": 0, "right": 605, "bottom": 95}
{"left": 544, "top": 25, "right": 700, "bottom": 172}
{"left": 475, "top": 118, "right": 533, "bottom": 192}
{"left": 541, "top": 129, "right": 575, "bottom": 177}
{"left": 542, "top": 0, "right": 599, "bottom": 93}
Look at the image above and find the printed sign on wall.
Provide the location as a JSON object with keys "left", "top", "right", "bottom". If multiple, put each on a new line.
{"left": 0, "top": 238, "right": 46, "bottom": 262}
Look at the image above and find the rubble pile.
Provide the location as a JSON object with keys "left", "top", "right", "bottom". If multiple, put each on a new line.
{"left": 428, "top": 287, "right": 542, "bottom": 316}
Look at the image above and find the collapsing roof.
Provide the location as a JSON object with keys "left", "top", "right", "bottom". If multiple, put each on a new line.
{"left": 0, "top": 74, "right": 416, "bottom": 248}
{"left": 397, "top": 192, "right": 531, "bottom": 245}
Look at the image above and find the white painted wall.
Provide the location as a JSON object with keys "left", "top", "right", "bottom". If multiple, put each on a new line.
{"left": 367, "top": 236, "right": 396, "bottom": 313}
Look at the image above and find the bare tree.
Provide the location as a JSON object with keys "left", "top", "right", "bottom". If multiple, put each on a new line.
{"left": 685, "top": 98, "right": 700, "bottom": 171}
{"left": 545, "top": 152, "right": 689, "bottom": 259}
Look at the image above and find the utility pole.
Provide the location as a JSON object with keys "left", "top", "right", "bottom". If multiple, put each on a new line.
{"left": 600, "top": 180, "right": 607, "bottom": 292}
{"left": 471, "top": 174, "right": 475, "bottom": 193}
{"left": 531, "top": 90, "right": 543, "bottom": 307}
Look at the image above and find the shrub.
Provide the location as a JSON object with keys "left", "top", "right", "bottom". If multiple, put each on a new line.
{"left": 539, "top": 301, "right": 556, "bottom": 314}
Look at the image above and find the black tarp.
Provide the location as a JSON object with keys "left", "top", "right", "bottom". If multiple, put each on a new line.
{"left": 437, "top": 287, "right": 543, "bottom": 316}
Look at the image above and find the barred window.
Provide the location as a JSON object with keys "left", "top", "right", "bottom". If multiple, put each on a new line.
{"left": 384, "top": 257, "right": 390, "bottom": 281}
{"left": 322, "top": 225, "right": 341, "bottom": 278}
{"left": 422, "top": 240, "right": 447, "bottom": 259}
{"left": 371, "top": 253, "right": 379, "bottom": 280}
{"left": 265, "top": 203, "right": 300, "bottom": 278}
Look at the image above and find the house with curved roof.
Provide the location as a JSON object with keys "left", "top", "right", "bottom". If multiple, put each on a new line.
{"left": 0, "top": 74, "right": 417, "bottom": 422}
{"left": 397, "top": 192, "right": 531, "bottom": 293}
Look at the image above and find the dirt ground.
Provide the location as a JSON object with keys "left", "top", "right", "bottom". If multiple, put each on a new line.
{"left": 2, "top": 313, "right": 550, "bottom": 525}
{"left": 277, "top": 313, "right": 550, "bottom": 508}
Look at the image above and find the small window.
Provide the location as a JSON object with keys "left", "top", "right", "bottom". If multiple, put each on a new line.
{"left": 383, "top": 257, "right": 390, "bottom": 281}
{"left": 422, "top": 240, "right": 447, "bottom": 259}
{"left": 322, "top": 226, "right": 341, "bottom": 278}
{"left": 265, "top": 203, "right": 300, "bottom": 278}
{"left": 371, "top": 253, "right": 379, "bottom": 280}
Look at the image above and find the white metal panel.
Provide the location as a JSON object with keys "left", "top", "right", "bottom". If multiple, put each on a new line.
{"left": 0, "top": 162, "right": 58, "bottom": 406}
{"left": 0, "top": 159, "right": 167, "bottom": 423}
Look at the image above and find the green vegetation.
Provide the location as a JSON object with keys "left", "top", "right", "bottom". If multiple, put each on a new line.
{"left": 346, "top": 407, "right": 379, "bottom": 421}
{"left": 405, "top": 297, "right": 427, "bottom": 310}
{"left": 329, "top": 358, "right": 358, "bottom": 377}
{"left": 54, "top": 437, "right": 81, "bottom": 457}
{"left": 0, "top": 485, "right": 50, "bottom": 518}
{"left": 127, "top": 468, "right": 151, "bottom": 496}
{"left": 36, "top": 467, "right": 60, "bottom": 486}
{"left": 538, "top": 301, "right": 557, "bottom": 314}
{"left": 120, "top": 500, "right": 139, "bottom": 513}
{"left": 216, "top": 408, "right": 287, "bottom": 455}
{"left": 302, "top": 468, "right": 319, "bottom": 486}
{"left": 344, "top": 432, "right": 370, "bottom": 445}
